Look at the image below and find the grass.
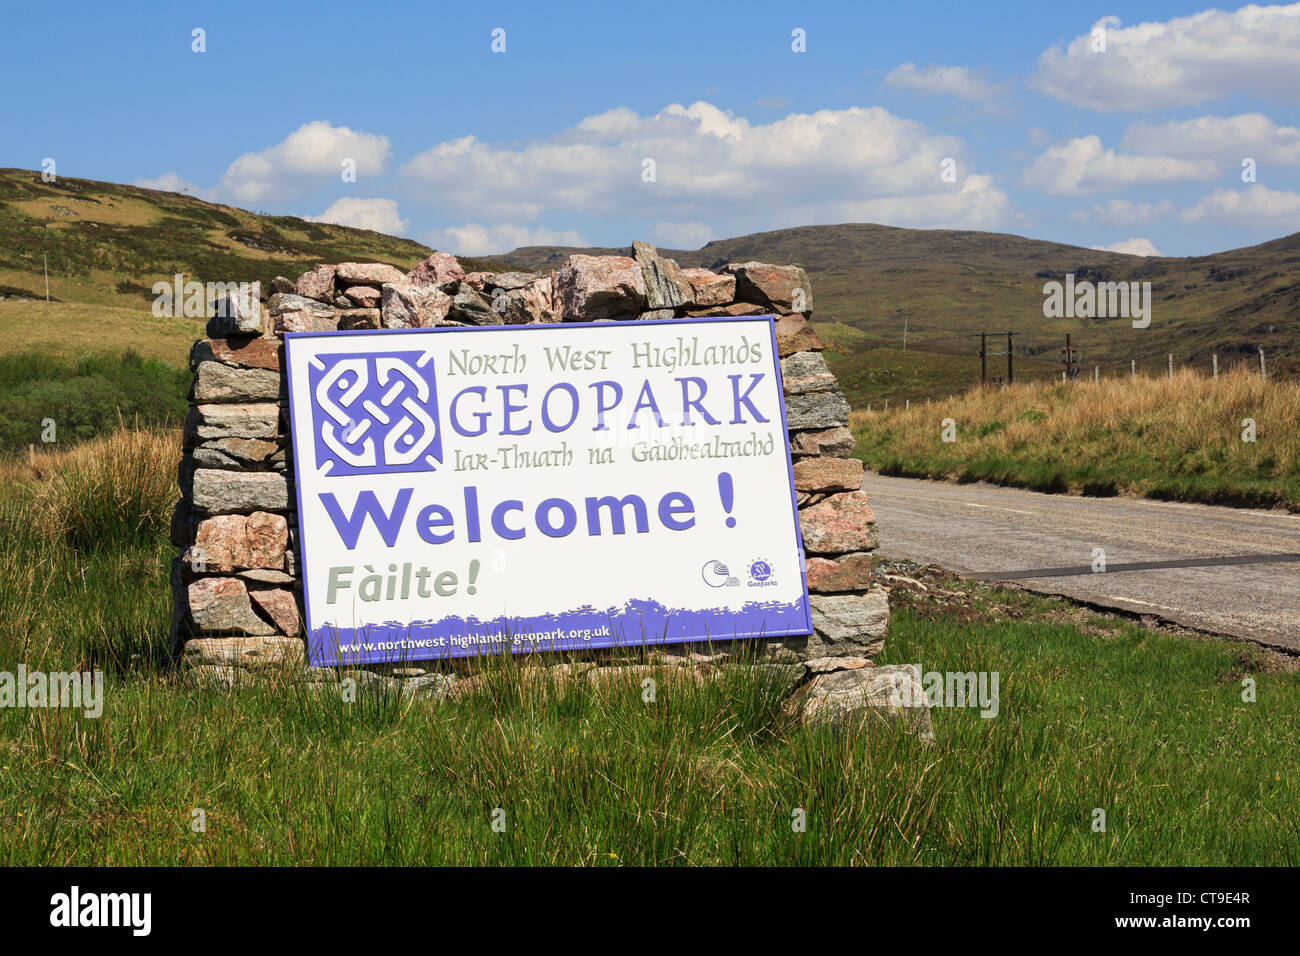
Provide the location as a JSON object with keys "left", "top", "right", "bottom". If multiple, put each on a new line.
{"left": 852, "top": 366, "right": 1300, "bottom": 509}
{"left": 0, "top": 299, "right": 204, "bottom": 366}
{"left": 0, "top": 428, "right": 1296, "bottom": 864}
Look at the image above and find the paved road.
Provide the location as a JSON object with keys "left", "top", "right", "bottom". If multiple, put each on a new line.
{"left": 864, "top": 473, "right": 1300, "bottom": 653}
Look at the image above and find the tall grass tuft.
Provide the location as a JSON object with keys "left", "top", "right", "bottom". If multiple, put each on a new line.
{"left": 25, "top": 426, "right": 179, "bottom": 552}
{"left": 0, "top": 428, "right": 178, "bottom": 671}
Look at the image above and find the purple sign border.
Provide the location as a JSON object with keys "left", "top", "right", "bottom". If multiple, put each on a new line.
{"left": 284, "top": 315, "right": 813, "bottom": 667}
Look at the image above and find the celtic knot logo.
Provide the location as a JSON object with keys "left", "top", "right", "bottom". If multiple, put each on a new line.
{"left": 307, "top": 350, "right": 442, "bottom": 475}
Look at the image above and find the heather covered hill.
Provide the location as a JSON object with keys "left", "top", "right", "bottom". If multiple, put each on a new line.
{"left": 1, "top": 167, "right": 1296, "bottom": 405}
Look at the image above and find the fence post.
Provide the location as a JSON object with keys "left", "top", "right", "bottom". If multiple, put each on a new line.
{"left": 1168, "top": 353, "right": 1173, "bottom": 378}
{"left": 1259, "top": 347, "right": 1267, "bottom": 380}
{"left": 1131, "top": 359, "right": 1136, "bottom": 380}
{"left": 1093, "top": 365, "right": 1099, "bottom": 383}
{"left": 1212, "top": 353, "right": 1218, "bottom": 378}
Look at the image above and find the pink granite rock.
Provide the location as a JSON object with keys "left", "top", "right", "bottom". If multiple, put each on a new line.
{"left": 343, "top": 285, "right": 382, "bottom": 308}
{"left": 381, "top": 281, "right": 454, "bottom": 328}
{"left": 187, "top": 578, "right": 276, "bottom": 636}
{"left": 295, "top": 264, "right": 336, "bottom": 301}
{"left": 792, "top": 456, "right": 864, "bottom": 493}
{"left": 554, "top": 255, "right": 645, "bottom": 320}
{"left": 250, "top": 589, "right": 301, "bottom": 637}
{"left": 724, "top": 261, "right": 812, "bottom": 314}
{"left": 408, "top": 251, "right": 467, "bottom": 287}
{"left": 190, "top": 512, "right": 287, "bottom": 572}
{"left": 335, "top": 262, "right": 406, "bottom": 286}
{"left": 799, "top": 491, "right": 878, "bottom": 555}
{"left": 681, "top": 268, "right": 735, "bottom": 307}
{"left": 804, "top": 553, "right": 876, "bottom": 593}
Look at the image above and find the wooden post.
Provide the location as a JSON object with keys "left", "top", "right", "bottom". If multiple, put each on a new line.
{"left": 1260, "top": 347, "right": 1267, "bottom": 380}
{"left": 43, "top": 253, "right": 49, "bottom": 302}
{"left": 1094, "top": 365, "right": 1099, "bottom": 383}
{"left": 1212, "top": 353, "right": 1218, "bottom": 378}
{"left": 1007, "top": 331, "right": 1015, "bottom": 385}
{"left": 1131, "top": 358, "right": 1136, "bottom": 380}
{"left": 980, "top": 332, "right": 987, "bottom": 385}
{"left": 905, "top": 399, "right": 910, "bottom": 410}
{"left": 1168, "top": 353, "right": 1173, "bottom": 378}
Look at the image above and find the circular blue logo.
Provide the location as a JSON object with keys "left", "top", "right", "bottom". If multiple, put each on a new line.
{"left": 749, "top": 560, "right": 772, "bottom": 583}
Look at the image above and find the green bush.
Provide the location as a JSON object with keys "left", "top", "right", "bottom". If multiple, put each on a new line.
{"left": 0, "top": 349, "right": 190, "bottom": 451}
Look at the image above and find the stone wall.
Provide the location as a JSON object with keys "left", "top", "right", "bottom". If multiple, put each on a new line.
{"left": 170, "top": 243, "right": 901, "bottom": 721}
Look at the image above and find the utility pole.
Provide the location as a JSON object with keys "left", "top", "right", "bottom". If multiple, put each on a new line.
{"left": 1061, "top": 334, "right": 1080, "bottom": 381}
{"left": 974, "top": 331, "right": 1017, "bottom": 387}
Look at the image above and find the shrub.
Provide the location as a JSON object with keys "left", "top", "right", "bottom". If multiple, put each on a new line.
{"left": 0, "top": 349, "right": 190, "bottom": 451}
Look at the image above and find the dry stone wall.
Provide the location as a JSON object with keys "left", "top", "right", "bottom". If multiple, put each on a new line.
{"left": 170, "top": 242, "right": 913, "bottom": 728}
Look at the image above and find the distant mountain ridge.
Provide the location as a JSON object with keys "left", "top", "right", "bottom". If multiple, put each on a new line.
{"left": 1, "top": 168, "right": 1295, "bottom": 404}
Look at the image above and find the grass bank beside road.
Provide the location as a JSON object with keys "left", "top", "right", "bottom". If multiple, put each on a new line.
{"left": 0, "top": 429, "right": 1296, "bottom": 864}
{"left": 851, "top": 368, "right": 1300, "bottom": 509}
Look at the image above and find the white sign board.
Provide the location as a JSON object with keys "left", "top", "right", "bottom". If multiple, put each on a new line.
{"left": 284, "top": 316, "right": 810, "bottom": 666}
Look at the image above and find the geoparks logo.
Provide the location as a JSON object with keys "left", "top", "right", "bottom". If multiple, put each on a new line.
{"left": 307, "top": 349, "right": 442, "bottom": 476}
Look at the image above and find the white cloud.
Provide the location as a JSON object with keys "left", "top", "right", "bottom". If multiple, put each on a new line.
{"left": 1022, "top": 135, "right": 1217, "bottom": 195}
{"left": 1090, "top": 237, "right": 1163, "bottom": 256}
{"left": 1025, "top": 127, "right": 1053, "bottom": 148}
{"left": 1031, "top": 5, "right": 1300, "bottom": 111}
{"left": 1178, "top": 185, "right": 1300, "bottom": 228}
{"left": 830, "top": 173, "right": 1013, "bottom": 229}
{"left": 310, "top": 197, "right": 408, "bottom": 235}
{"left": 427, "top": 223, "right": 590, "bottom": 257}
{"left": 219, "top": 121, "right": 391, "bottom": 204}
{"left": 1121, "top": 113, "right": 1300, "bottom": 166}
{"left": 882, "top": 63, "right": 1004, "bottom": 100}
{"left": 650, "top": 221, "right": 715, "bottom": 249}
{"left": 133, "top": 172, "right": 212, "bottom": 200}
{"left": 1070, "top": 199, "right": 1176, "bottom": 226}
{"left": 399, "top": 100, "right": 1013, "bottom": 233}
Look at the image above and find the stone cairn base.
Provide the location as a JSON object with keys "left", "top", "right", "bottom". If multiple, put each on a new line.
{"left": 170, "top": 242, "right": 930, "bottom": 736}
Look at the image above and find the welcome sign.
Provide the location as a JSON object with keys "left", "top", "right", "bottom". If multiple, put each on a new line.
{"left": 284, "top": 316, "right": 810, "bottom": 666}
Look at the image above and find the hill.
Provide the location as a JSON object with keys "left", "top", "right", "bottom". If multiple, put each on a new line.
{"left": 0, "top": 168, "right": 499, "bottom": 364}
{"left": 0, "top": 168, "right": 1295, "bottom": 406}
{"left": 482, "top": 225, "right": 1300, "bottom": 403}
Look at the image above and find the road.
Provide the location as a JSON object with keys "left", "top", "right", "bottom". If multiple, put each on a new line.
{"left": 863, "top": 473, "right": 1300, "bottom": 653}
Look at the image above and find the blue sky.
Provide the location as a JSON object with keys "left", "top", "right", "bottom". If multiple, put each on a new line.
{"left": 4, "top": 0, "right": 1298, "bottom": 257}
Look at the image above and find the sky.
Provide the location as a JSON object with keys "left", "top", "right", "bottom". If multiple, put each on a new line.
{"left": 3, "top": 0, "right": 1299, "bottom": 258}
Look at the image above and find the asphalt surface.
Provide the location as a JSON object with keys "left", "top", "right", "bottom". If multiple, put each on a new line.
{"left": 864, "top": 473, "right": 1300, "bottom": 653}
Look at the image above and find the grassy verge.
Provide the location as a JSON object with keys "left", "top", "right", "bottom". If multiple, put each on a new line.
{"left": 0, "top": 429, "right": 1296, "bottom": 864}
{"left": 851, "top": 367, "right": 1300, "bottom": 509}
